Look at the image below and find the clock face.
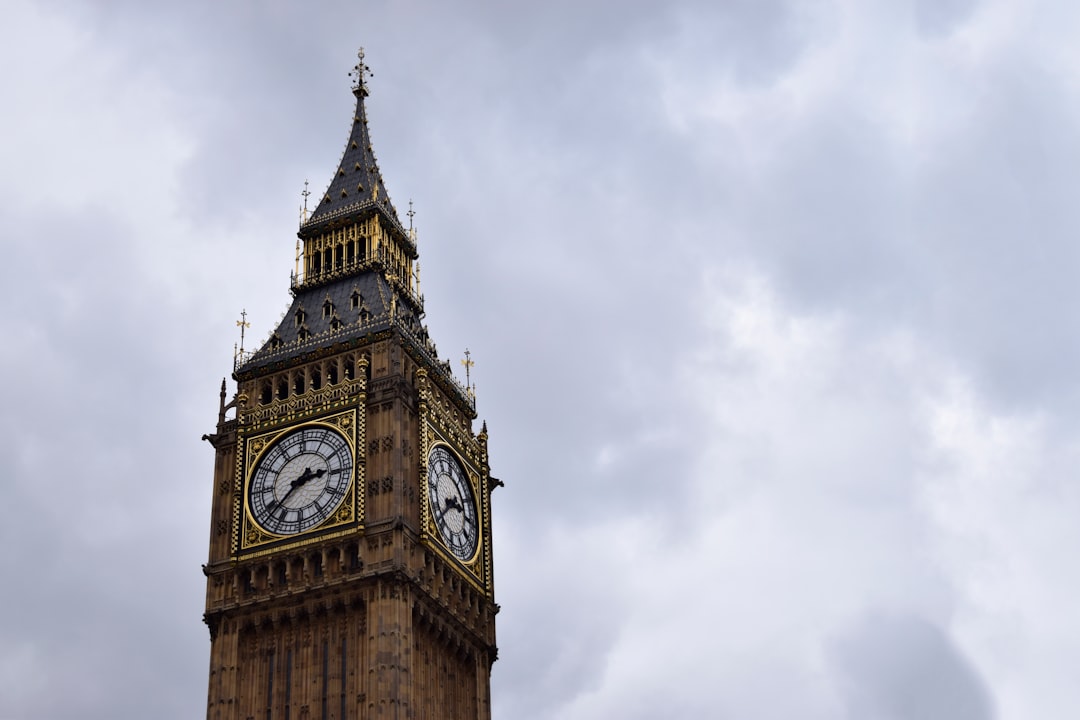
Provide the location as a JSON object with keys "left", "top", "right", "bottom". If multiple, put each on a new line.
{"left": 248, "top": 426, "right": 353, "bottom": 535}
{"left": 427, "top": 445, "right": 479, "bottom": 561}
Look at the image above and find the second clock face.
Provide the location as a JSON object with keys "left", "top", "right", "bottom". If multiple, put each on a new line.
{"left": 427, "top": 445, "right": 479, "bottom": 561}
{"left": 249, "top": 425, "right": 353, "bottom": 535}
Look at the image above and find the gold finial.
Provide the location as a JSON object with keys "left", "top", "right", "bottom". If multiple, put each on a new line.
{"left": 350, "top": 47, "right": 373, "bottom": 95}
{"left": 236, "top": 309, "right": 251, "bottom": 354}
{"left": 414, "top": 261, "right": 421, "bottom": 296}
{"left": 408, "top": 199, "right": 418, "bottom": 247}
{"left": 461, "top": 348, "right": 475, "bottom": 389}
{"left": 301, "top": 179, "right": 310, "bottom": 223}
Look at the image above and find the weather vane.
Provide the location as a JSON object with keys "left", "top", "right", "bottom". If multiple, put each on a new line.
{"left": 237, "top": 309, "right": 251, "bottom": 354}
{"left": 461, "top": 349, "right": 474, "bottom": 389}
{"left": 350, "top": 47, "right": 373, "bottom": 94}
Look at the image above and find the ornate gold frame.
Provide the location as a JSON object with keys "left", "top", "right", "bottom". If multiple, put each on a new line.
{"left": 233, "top": 409, "right": 364, "bottom": 555}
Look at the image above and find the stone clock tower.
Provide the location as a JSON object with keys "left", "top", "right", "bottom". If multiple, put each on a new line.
{"left": 202, "top": 51, "right": 499, "bottom": 720}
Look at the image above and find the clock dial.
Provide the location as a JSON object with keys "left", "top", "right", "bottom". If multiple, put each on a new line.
{"left": 249, "top": 426, "right": 353, "bottom": 535}
{"left": 426, "top": 445, "right": 479, "bottom": 561}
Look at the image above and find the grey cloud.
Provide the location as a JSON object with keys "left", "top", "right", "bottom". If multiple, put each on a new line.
{"left": 6, "top": 1, "right": 1080, "bottom": 718}
{"left": 830, "top": 612, "right": 995, "bottom": 720}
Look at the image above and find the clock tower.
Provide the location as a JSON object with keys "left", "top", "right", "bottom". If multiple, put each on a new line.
{"left": 202, "top": 51, "right": 499, "bottom": 720}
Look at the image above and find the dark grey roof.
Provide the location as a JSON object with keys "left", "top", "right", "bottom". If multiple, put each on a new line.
{"left": 238, "top": 273, "right": 414, "bottom": 372}
{"left": 302, "top": 84, "right": 403, "bottom": 235}
{"left": 234, "top": 271, "right": 472, "bottom": 415}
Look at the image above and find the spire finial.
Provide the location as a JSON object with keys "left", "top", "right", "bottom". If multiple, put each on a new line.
{"left": 236, "top": 309, "right": 251, "bottom": 354}
{"left": 301, "top": 179, "right": 311, "bottom": 222}
{"left": 350, "top": 47, "right": 373, "bottom": 96}
{"left": 408, "top": 198, "right": 418, "bottom": 246}
{"left": 461, "top": 348, "right": 474, "bottom": 389}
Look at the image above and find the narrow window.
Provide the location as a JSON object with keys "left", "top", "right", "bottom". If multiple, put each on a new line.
{"left": 310, "top": 367, "right": 321, "bottom": 391}
{"left": 276, "top": 378, "right": 288, "bottom": 400}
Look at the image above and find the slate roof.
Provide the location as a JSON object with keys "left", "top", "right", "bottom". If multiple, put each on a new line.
{"left": 238, "top": 273, "right": 408, "bottom": 372}
{"left": 301, "top": 73, "right": 407, "bottom": 242}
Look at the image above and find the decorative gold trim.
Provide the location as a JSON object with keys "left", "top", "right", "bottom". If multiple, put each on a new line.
{"left": 235, "top": 525, "right": 359, "bottom": 560}
{"left": 234, "top": 409, "right": 363, "bottom": 555}
{"left": 421, "top": 421, "right": 487, "bottom": 587}
{"left": 240, "top": 375, "right": 364, "bottom": 427}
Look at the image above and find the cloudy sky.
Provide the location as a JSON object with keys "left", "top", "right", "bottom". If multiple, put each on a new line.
{"left": 3, "top": 0, "right": 1080, "bottom": 718}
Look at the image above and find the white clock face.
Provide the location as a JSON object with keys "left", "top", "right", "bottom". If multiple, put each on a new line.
{"left": 249, "top": 426, "right": 352, "bottom": 535}
{"left": 427, "top": 445, "right": 479, "bottom": 561}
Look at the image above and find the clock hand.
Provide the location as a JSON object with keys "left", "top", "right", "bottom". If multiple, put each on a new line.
{"left": 444, "top": 495, "right": 463, "bottom": 513}
{"left": 267, "top": 468, "right": 326, "bottom": 513}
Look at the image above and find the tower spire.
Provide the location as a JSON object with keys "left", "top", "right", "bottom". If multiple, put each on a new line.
{"left": 303, "top": 48, "right": 402, "bottom": 232}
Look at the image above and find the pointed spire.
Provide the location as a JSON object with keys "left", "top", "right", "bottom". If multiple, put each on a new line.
{"left": 304, "top": 48, "right": 401, "bottom": 232}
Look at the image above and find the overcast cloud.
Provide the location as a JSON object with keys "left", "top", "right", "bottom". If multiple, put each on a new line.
{"left": 2, "top": 0, "right": 1080, "bottom": 718}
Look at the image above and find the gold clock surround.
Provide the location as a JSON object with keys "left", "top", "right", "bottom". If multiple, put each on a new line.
{"left": 235, "top": 409, "right": 363, "bottom": 555}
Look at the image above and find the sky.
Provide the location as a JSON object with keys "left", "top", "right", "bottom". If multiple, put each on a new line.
{"left": 2, "top": 0, "right": 1080, "bottom": 718}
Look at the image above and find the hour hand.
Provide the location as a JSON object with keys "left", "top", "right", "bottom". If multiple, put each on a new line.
{"left": 290, "top": 467, "right": 325, "bottom": 489}
{"left": 444, "top": 495, "right": 463, "bottom": 513}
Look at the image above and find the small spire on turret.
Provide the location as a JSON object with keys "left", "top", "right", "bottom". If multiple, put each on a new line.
{"left": 218, "top": 378, "right": 228, "bottom": 425}
{"left": 350, "top": 47, "right": 373, "bottom": 97}
{"left": 408, "top": 199, "right": 418, "bottom": 247}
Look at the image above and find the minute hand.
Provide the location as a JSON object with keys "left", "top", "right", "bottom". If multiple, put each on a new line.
{"left": 267, "top": 468, "right": 324, "bottom": 513}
